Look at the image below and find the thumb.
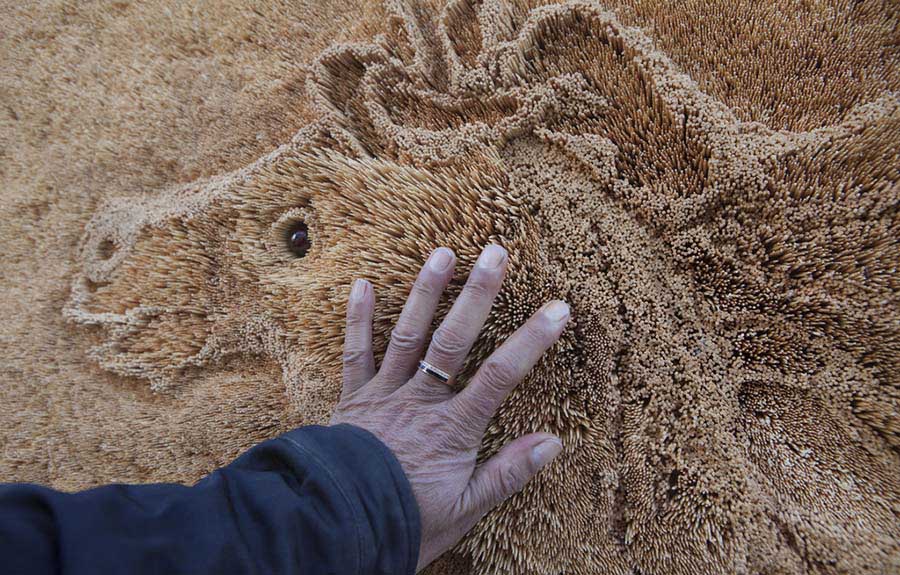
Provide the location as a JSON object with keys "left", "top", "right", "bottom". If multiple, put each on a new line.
{"left": 462, "top": 433, "right": 563, "bottom": 520}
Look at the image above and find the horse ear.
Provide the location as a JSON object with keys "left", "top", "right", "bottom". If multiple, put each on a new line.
{"left": 383, "top": 0, "right": 451, "bottom": 89}
{"left": 66, "top": 191, "right": 220, "bottom": 390}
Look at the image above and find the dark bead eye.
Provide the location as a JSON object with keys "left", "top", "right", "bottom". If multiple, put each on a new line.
{"left": 287, "top": 221, "right": 311, "bottom": 257}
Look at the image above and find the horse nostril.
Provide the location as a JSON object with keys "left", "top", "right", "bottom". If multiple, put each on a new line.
{"left": 287, "top": 221, "right": 311, "bottom": 257}
{"left": 97, "top": 238, "right": 117, "bottom": 261}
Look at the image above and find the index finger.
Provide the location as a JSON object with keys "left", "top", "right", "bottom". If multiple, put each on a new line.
{"left": 449, "top": 300, "right": 570, "bottom": 434}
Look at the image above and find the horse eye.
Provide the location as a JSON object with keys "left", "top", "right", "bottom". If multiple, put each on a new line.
{"left": 286, "top": 221, "right": 311, "bottom": 257}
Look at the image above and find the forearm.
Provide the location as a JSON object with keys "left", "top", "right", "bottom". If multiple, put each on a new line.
{"left": 0, "top": 424, "right": 420, "bottom": 575}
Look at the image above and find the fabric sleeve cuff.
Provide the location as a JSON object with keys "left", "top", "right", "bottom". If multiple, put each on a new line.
{"left": 277, "top": 424, "right": 421, "bottom": 575}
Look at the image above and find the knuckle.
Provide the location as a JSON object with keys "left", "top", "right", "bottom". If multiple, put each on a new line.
{"left": 412, "top": 381, "right": 455, "bottom": 405}
{"left": 523, "top": 319, "right": 553, "bottom": 347}
{"left": 342, "top": 348, "right": 368, "bottom": 366}
{"left": 430, "top": 325, "right": 469, "bottom": 358}
{"left": 496, "top": 463, "right": 529, "bottom": 497}
{"left": 410, "top": 277, "right": 438, "bottom": 300}
{"left": 346, "top": 305, "right": 367, "bottom": 324}
{"left": 389, "top": 327, "right": 426, "bottom": 354}
{"left": 479, "top": 356, "right": 518, "bottom": 392}
{"left": 464, "top": 273, "right": 498, "bottom": 300}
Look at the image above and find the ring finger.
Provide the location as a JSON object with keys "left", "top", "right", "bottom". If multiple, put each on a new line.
{"left": 376, "top": 247, "right": 456, "bottom": 390}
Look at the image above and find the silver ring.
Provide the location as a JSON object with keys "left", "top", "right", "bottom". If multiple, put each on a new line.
{"left": 418, "top": 360, "right": 450, "bottom": 384}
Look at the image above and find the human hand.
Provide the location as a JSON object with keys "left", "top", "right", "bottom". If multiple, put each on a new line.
{"left": 329, "top": 244, "right": 568, "bottom": 571}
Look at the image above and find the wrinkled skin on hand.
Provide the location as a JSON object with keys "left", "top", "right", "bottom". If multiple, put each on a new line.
{"left": 330, "top": 244, "right": 567, "bottom": 570}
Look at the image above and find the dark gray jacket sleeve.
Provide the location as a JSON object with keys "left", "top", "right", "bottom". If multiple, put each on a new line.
{"left": 0, "top": 424, "right": 421, "bottom": 575}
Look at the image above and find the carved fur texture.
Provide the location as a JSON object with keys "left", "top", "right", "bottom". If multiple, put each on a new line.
{"left": 2, "top": 1, "right": 898, "bottom": 573}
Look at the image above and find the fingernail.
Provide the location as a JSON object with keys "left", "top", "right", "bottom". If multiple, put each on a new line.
{"left": 476, "top": 244, "right": 506, "bottom": 269}
{"left": 350, "top": 279, "right": 368, "bottom": 301}
{"left": 428, "top": 247, "right": 453, "bottom": 272}
{"left": 541, "top": 300, "right": 570, "bottom": 322}
{"left": 530, "top": 438, "right": 563, "bottom": 469}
